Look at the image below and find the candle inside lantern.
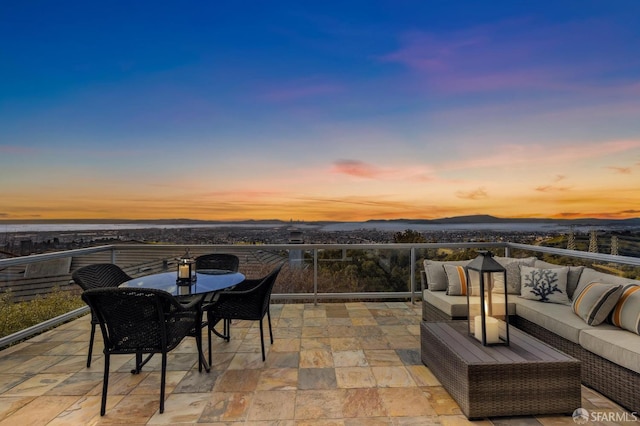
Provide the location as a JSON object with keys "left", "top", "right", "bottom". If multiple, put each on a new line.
{"left": 474, "top": 316, "right": 500, "bottom": 344}
{"left": 178, "top": 263, "right": 190, "bottom": 279}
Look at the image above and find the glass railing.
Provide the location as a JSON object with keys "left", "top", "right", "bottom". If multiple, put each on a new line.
{"left": 1, "top": 242, "right": 639, "bottom": 347}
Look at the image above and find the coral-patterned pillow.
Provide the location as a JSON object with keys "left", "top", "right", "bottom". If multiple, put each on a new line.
{"left": 519, "top": 266, "right": 570, "bottom": 304}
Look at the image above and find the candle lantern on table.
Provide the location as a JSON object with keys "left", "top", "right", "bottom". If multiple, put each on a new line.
{"left": 177, "top": 249, "right": 197, "bottom": 285}
{"left": 466, "top": 250, "right": 509, "bottom": 346}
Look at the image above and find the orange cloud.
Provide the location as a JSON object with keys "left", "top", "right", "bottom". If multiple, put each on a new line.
{"left": 331, "top": 160, "right": 433, "bottom": 182}
{"left": 606, "top": 166, "right": 632, "bottom": 174}
{"left": 456, "top": 187, "right": 488, "bottom": 200}
{"left": 535, "top": 185, "right": 571, "bottom": 192}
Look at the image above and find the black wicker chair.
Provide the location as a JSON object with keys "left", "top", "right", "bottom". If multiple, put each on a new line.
{"left": 195, "top": 253, "right": 240, "bottom": 272}
{"left": 206, "top": 262, "right": 283, "bottom": 362}
{"left": 72, "top": 263, "right": 133, "bottom": 367}
{"left": 81, "top": 287, "right": 200, "bottom": 416}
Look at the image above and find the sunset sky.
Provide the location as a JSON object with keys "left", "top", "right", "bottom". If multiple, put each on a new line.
{"left": 1, "top": 1, "right": 640, "bottom": 222}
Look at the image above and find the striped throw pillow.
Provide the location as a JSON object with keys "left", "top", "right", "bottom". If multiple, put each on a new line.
{"left": 610, "top": 284, "right": 640, "bottom": 334}
{"left": 572, "top": 282, "right": 623, "bottom": 326}
{"left": 444, "top": 264, "right": 468, "bottom": 296}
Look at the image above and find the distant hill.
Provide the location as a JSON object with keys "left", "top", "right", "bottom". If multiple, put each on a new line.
{"left": 1, "top": 215, "right": 639, "bottom": 227}
{"left": 367, "top": 215, "right": 640, "bottom": 227}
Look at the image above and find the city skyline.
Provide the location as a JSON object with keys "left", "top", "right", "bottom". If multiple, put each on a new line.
{"left": 2, "top": 1, "right": 640, "bottom": 222}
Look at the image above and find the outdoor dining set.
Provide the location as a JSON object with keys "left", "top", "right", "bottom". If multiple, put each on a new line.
{"left": 71, "top": 253, "right": 283, "bottom": 416}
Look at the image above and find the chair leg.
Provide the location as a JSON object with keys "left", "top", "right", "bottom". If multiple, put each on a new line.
{"left": 224, "top": 318, "right": 231, "bottom": 341}
{"left": 100, "top": 353, "right": 110, "bottom": 416}
{"left": 196, "top": 326, "right": 203, "bottom": 373}
{"left": 259, "top": 319, "right": 266, "bottom": 361}
{"left": 87, "top": 322, "right": 96, "bottom": 368}
{"left": 132, "top": 352, "right": 154, "bottom": 374}
{"left": 207, "top": 326, "right": 212, "bottom": 367}
{"left": 160, "top": 352, "right": 167, "bottom": 414}
{"left": 267, "top": 309, "right": 274, "bottom": 344}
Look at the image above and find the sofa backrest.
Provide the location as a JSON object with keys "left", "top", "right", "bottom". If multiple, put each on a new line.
{"left": 578, "top": 268, "right": 640, "bottom": 288}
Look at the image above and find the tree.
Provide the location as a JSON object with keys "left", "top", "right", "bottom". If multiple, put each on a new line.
{"left": 394, "top": 229, "right": 426, "bottom": 243}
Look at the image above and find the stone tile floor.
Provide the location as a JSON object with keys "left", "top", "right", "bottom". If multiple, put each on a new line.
{"left": 0, "top": 301, "right": 632, "bottom": 425}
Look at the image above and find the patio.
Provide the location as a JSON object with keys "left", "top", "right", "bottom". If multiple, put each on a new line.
{"left": 0, "top": 301, "right": 630, "bottom": 425}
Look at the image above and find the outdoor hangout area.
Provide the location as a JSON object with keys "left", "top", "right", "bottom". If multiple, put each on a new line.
{"left": 0, "top": 242, "right": 638, "bottom": 424}
{"left": 0, "top": 300, "right": 632, "bottom": 425}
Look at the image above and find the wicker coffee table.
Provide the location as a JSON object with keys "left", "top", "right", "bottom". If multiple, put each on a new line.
{"left": 421, "top": 321, "right": 581, "bottom": 419}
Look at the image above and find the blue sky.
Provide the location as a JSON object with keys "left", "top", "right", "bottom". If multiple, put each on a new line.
{"left": 1, "top": 1, "right": 640, "bottom": 221}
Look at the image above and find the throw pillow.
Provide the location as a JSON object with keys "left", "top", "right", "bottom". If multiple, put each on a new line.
{"left": 424, "top": 259, "right": 470, "bottom": 291}
{"left": 443, "top": 264, "right": 469, "bottom": 296}
{"left": 566, "top": 265, "right": 585, "bottom": 300}
{"left": 572, "top": 282, "right": 623, "bottom": 326}
{"left": 610, "top": 284, "right": 640, "bottom": 335}
{"left": 520, "top": 265, "right": 571, "bottom": 304}
{"left": 493, "top": 257, "right": 537, "bottom": 294}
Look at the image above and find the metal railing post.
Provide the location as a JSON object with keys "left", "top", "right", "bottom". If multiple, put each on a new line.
{"left": 410, "top": 247, "right": 416, "bottom": 304}
{"left": 313, "top": 248, "right": 318, "bottom": 305}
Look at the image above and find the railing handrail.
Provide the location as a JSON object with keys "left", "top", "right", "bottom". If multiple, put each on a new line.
{"left": 1, "top": 240, "right": 638, "bottom": 348}
{"left": 1, "top": 240, "right": 638, "bottom": 268}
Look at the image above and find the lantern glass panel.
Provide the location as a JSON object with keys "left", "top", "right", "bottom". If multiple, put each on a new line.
{"left": 177, "top": 250, "right": 197, "bottom": 285}
{"left": 466, "top": 252, "right": 509, "bottom": 346}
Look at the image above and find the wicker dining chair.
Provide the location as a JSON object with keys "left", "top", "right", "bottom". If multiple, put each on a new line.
{"left": 195, "top": 253, "right": 240, "bottom": 271}
{"left": 72, "top": 263, "right": 133, "bottom": 367}
{"left": 81, "top": 287, "right": 201, "bottom": 415}
{"left": 206, "top": 262, "right": 284, "bottom": 362}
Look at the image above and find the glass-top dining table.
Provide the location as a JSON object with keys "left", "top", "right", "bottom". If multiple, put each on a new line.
{"left": 119, "top": 269, "right": 245, "bottom": 296}
{"left": 119, "top": 269, "right": 246, "bottom": 372}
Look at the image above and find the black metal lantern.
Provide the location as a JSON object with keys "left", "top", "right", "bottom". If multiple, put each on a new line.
{"left": 177, "top": 249, "right": 197, "bottom": 285}
{"left": 466, "top": 250, "right": 509, "bottom": 346}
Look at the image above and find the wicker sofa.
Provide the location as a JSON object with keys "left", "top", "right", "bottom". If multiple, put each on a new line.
{"left": 420, "top": 257, "right": 640, "bottom": 414}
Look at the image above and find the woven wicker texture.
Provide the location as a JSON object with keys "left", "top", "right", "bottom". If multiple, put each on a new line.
{"left": 72, "top": 263, "right": 133, "bottom": 367}
{"left": 513, "top": 316, "right": 639, "bottom": 413}
{"left": 195, "top": 253, "right": 240, "bottom": 271}
{"left": 421, "top": 321, "right": 581, "bottom": 419}
{"left": 72, "top": 263, "right": 133, "bottom": 290}
{"left": 207, "top": 262, "right": 283, "bottom": 361}
{"left": 81, "top": 287, "right": 200, "bottom": 416}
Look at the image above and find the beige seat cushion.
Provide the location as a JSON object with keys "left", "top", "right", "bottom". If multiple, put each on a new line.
{"left": 579, "top": 327, "right": 640, "bottom": 374}
{"left": 424, "top": 290, "right": 516, "bottom": 318}
{"left": 513, "top": 298, "right": 593, "bottom": 343}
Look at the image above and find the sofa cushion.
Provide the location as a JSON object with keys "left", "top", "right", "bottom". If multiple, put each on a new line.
{"left": 520, "top": 265, "right": 571, "bottom": 304}
{"left": 444, "top": 264, "right": 469, "bottom": 296}
{"left": 424, "top": 290, "right": 515, "bottom": 318}
{"left": 578, "top": 268, "right": 639, "bottom": 288}
{"left": 423, "top": 259, "right": 470, "bottom": 291}
{"left": 493, "top": 256, "right": 537, "bottom": 294}
{"left": 579, "top": 326, "right": 640, "bottom": 374}
{"left": 534, "top": 260, "right": 584, "bottom": 299}
{"left": 610, "top": 284, "right": 640, "bottom": 335}
{"left": 571, "top": 282, "right": 623, "bottom": 326}
{"left": 513, "top": 298, "right": 592, "bottom": 343}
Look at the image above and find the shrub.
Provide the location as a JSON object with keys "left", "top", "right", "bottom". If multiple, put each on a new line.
{"left": 0, "top": 287, "right": 85, "bottom": 339}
